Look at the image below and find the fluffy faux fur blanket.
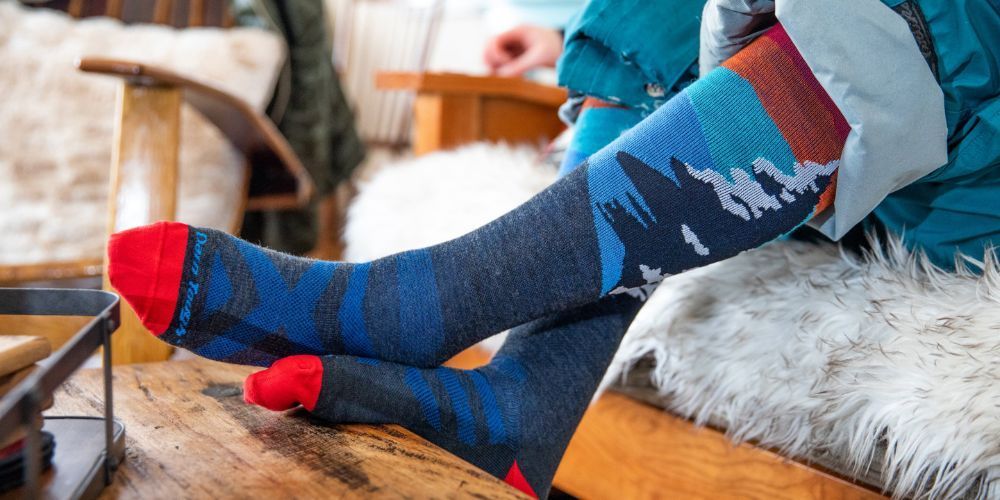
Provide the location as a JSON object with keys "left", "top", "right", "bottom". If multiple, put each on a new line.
{"left": 345, "top": 143, "right": 999, "bottom": 500}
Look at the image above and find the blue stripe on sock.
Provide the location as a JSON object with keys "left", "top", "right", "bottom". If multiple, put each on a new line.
{"left": 404, "top": 367, "right": 442, "bottom": 432}
{"left": 469, "top": 371, "right": 507, "bottom": 445}
{"left": 437, "top": 369, "right": 476, "bottom": 446}
{"left": 687, "top": 67, "right": 797, "bottom": 176}
{"left": 204, "top": 252, "right": 231, "bottom": 314}
{"left": 396, "top": 250, "right": 445, "bottom": 362}
{"left": 338, "top": 263, "right": 376, "bottom": 357}
{"left": 622, "top": 92, "right": 717, "bottom": 176}
{"left": 226, "top": 240, "right": 328, "bottom": 354}
{"left": 283, "top": 261, "right": 336, "bottom": 353}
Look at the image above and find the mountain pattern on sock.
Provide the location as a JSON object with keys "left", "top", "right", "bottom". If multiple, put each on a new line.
{"left": 243, "top": 296, "right": 641, "bottom": 498}
{"left": 108, "top": 24, "right": 847, "bottom": 367}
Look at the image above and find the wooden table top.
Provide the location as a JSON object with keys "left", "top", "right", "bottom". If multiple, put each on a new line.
{"left": 49, "top": 358, "right": 525, "bottom": 499}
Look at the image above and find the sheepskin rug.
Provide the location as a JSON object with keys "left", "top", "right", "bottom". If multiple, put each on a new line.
{"left": 0, "top": 2, "right": 284, "bottom": 266}
{"left": 344, "top": 143, "right": 1000, "bottom": 500}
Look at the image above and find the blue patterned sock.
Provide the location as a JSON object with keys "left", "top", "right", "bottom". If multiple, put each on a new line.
{"left": 108, "top": 24, "right": 846, "bottom": 368}
{"left": 244, "top": 295, "right": 641, "bottom": 498}
{"left": 243, "top": 81, "right": 655, "bottom": 500}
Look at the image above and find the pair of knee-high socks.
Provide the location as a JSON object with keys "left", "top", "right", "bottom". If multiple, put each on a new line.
{"left": 108, "top": 25, "right": 847, "bottom": 498}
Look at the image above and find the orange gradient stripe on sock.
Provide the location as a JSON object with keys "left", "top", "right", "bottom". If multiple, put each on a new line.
{"left": 722, "top": 25, "right": 848, "bottom": 166}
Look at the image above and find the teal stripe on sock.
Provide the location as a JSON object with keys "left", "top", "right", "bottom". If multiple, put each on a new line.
{"left": 686, "top": 67, "right": 797, "bottom": 176}
{"left": 338, "top": 263, "right": 376, "bottom": 357}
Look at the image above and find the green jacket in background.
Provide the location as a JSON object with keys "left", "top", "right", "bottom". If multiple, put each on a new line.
{"left": 233, "top": 0, "right": 365, "bottom": 254}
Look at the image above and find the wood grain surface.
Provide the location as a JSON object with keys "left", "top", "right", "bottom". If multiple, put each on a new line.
{"left": 554, "top": 392, "right": 886, "bottom": 500}
{"left": 48, "top": 359, "right": 526, "bottom": 499}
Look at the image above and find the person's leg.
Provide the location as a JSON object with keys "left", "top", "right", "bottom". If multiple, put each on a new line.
{"left": 108, "top": 24, "right": 848, "bottom": 367}
{"left": 241, "top": 100, "right": 647, "bottom": 498}
{"left": 244, "top": 295, "right": 642, "bottom": 498}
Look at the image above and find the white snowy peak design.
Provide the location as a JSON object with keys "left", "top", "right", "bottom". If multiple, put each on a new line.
{"left": 609, "top": 264, "right": 668, "bottom": 301}
{"left": 685, "top": 159, "right": 838, "bottom": 221}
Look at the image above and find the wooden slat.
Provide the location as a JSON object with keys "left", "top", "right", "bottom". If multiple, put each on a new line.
{"left": 67, "top": 0, "right": 84, "bottom": 17}
{"left": 153, "top": 0, "right": 173, "bottom": 24}
{"left": 221, "top": 3, "right": 235, "bottom": 28}
{"left": 105, "top": 0, "right": 123, "bottom": 19}
{"left": 555, "top": 392, "right": 886, "bottom": 499}
{"left": 188, "top": 0, "right": 205, "bottom": 26}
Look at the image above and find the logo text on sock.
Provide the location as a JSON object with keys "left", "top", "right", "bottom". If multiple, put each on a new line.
{"left": 176, "top": 231, "right": 209, "bottom": 338}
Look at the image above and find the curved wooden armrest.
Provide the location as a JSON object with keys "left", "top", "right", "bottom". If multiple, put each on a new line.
{"left": 376, "top": 72, "right": 567, "bottom": 108}
{"left": 77, "top": 57, "right": 314, "bottom": 209}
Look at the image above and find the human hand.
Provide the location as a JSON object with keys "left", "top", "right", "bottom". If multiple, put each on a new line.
{"left": 483, "top": 24, "right": 563, "bottom": 77}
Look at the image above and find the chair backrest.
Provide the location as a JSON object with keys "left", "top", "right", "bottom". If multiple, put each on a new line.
{"left": 19, "top": 0, "right": 233, "bottom": 28}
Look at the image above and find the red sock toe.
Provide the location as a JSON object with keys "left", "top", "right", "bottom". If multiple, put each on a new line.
{"left": 503, "top": 461, "right": 538, "bottom": 498}
{"left": 107, "top": 221, "right": 189, "bottom": 336}
{"left": 244, "top": 355, "right": 324, "bottom": 411}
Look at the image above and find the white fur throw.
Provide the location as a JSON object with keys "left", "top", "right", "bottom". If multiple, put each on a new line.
{"left": 345, "top": 143, "right": 999, "bottom": 500}
{"left": 0, "top": 1, "right": 284, "bottom": 266}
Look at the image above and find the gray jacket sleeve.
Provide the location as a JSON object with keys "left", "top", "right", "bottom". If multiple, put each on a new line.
{"left": 700, "top": 0, "right": 947, "bottom": 239}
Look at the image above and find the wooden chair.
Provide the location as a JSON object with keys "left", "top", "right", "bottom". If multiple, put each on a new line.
{"left": 376, "top": 72, "right": 567, "bottom": 155}
{"left": 384, "top": 71, "right": 885, "bottom": 499}
{"left": 2, "top": 0, "right": 314, "bottom": 364}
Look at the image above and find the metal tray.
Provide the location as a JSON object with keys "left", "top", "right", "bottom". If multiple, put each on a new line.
{"left": 0, "top": 288, "right": 122, "bottom": 499}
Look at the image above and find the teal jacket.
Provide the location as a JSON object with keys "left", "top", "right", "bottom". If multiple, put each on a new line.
{"left": 557, "top": 0, "right": 703, "bottom": 112}
{"left": 873, "top": 0, "right": 1000, "bottom": 268}
{"left": 558, "top": 0, "right": 1000, "bottom": 269}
